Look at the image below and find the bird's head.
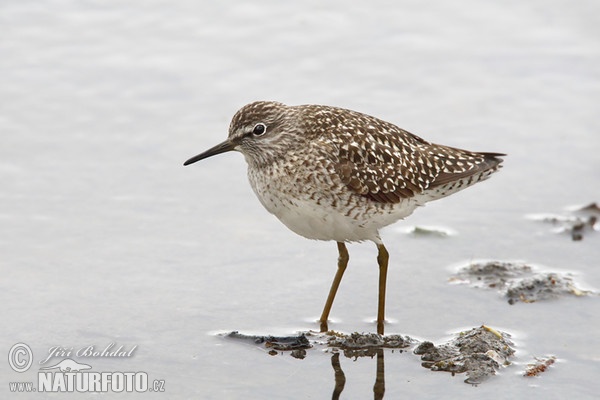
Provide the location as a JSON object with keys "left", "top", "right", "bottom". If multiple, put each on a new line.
{"left": 184, "top": 101, "right": 301, "bottom": 168}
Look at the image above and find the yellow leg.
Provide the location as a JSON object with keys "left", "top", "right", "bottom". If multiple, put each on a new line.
{"left": 319, "top": 242, "right": 349, "bottom": 332}
{"left": 376, "top": 243, "right": 389, "bottom": 335}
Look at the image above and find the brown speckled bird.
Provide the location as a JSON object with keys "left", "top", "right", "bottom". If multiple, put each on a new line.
{"left": 184, "top": 101, "right": 504, "bottom": 334}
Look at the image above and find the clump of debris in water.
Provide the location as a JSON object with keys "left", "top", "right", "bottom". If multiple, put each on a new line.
{"left": 527, "top": 202, "right": 599, "bottom": 241}
{"left": 326, "top": 331, "right": 414, "bottom": 358}
{"left": 414, "top": 325, "right": 514, "bottom": 384}
{"left": 450, "top": 260, "right": 595, "bottom": 304}
{"left": 523, "top": 355, "right": 556, "bottom": 377}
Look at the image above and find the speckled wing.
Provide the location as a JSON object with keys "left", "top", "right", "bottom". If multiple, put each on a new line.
{"left": 332, "top": 123, "right": 504, "bottom": 204}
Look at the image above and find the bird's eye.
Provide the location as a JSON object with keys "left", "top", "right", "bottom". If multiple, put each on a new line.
{"left": 252, "top": 123, "right": 267, "bottom": 136}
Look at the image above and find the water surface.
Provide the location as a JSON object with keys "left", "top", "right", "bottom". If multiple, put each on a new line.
{"left": 1, "top": 0, "right": 599, "bottom": 398}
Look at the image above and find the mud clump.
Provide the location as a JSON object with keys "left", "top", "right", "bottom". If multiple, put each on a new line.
{"left": 326, "top": 332, "right": 413, "bottom": 358}
{"left": 226, "top": 331, "right": 312, "bottom": 351}
{"left": 505, "top": 273, "right": 587, "bottom": 304}
{"left": 451, "top": 260, "right": 594, "bottom": 303}
{"left": 527, "top": 202, "right": 599, "bottom": 241}
{"left": 414, "top": 325, "right": 515, "bottom": 384}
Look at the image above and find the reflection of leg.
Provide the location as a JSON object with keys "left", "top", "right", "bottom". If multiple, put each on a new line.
{"left": 331, "top": 353, "right": 346, "bottom": 400}
{"left": 319, "top": 242, "right": 349, "bottom": 332}
{"left": 373, "top": 349, "right": 385, "bottom": 400}
{"left": 376, "top": 244, "right": 389, "bottom": 335}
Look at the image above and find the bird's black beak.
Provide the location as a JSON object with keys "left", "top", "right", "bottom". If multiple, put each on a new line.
{"left": 183, "top": 139, "right": 236, "bottom": 166}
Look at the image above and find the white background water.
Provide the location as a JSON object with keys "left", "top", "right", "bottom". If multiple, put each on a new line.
{"left": 1, "top": 0, "right": 599, "bottom": 398}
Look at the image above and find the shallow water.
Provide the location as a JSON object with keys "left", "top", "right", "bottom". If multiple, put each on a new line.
{"left": 1, "top": 0, "right": 599, "bottom": 398}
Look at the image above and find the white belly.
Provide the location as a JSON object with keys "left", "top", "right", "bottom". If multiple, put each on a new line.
{"left": 248, "top": 167, "right": 419, "bottom": 243}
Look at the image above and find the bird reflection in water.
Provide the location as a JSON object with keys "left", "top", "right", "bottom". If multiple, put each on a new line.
{"left": 331, "top": 348, "right": 386, "bottom": 400}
